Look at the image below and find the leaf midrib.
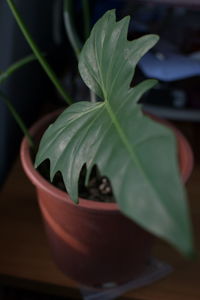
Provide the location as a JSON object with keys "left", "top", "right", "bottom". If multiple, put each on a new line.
{"left": 104, "top": 100, "right": 168, "bottom": 208}
{"left": 84, "top": 13, "right": 173, "bottom": 222}
{"left": 105, "top": 101, "right": 180, "bottom": 230}
{"left": 105, "top": 101, "right": 139, "bottom": 165}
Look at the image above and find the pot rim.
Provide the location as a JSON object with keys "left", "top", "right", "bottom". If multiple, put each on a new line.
{"left": 20, "top": 109, "right": 194, "bottom": 212}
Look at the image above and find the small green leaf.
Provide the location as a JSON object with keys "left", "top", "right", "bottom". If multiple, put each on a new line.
{"left": 35, "top": 10, "right": 194, "bottom": 256}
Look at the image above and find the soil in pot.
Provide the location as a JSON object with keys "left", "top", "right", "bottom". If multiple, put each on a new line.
{"left": 37, "top": 161, "right": 115, "bottom": 203}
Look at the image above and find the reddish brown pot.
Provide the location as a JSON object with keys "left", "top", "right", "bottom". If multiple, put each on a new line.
{"left": 20, "top": 110, "right": 193, "bottom": 288}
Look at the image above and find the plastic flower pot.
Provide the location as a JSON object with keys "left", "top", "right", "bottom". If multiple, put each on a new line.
{"left": 20, "top": 110, "right": 193, "bottom": 288}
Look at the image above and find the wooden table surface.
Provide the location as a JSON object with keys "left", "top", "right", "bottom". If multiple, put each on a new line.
{"left": 0, "top": 157, "right": 199, "bottom": 300}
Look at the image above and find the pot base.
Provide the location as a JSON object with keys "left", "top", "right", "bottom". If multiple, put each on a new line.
{"left": 39, "top": 195, "right": 153, "bottom": 287}
{"left": 79, "top": 257, "right": 173, "bottom": 297}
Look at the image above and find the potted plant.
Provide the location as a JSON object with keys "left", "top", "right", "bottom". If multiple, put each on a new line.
{"left": 6, "top": 0, "right": 194, "bottom": 289}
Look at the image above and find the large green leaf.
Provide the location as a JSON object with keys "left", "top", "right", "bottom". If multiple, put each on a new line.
{"left": 35, "top": 10, "right": 193, "bottom": 255}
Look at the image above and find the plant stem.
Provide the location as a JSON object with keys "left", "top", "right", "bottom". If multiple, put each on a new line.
{"left": 90, "top": 90, "right": 97, "bottom": 103}
{"left": 63, "top": 0, "right": 96, "bottom": 102}
{"left": 6, "top": 0, "right": 73, "bottom": 105}
{"left": 81, "top": 0, "right": 90, "bottom": 40}
{"left": 0, "top": 91, "right": 35, "bottom": 148}
{"left": 63, "top": 0, "right": 82, "bottom": 59}
{"left": 0, "top": 54, "right": 36, "bottom": 84}
{"left": 81, "top": 0, "right": 96, "bottom": 102}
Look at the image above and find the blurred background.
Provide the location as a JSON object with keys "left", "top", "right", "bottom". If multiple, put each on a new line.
{"left": 0, "top": 0, "right": 199, "bottom": 298}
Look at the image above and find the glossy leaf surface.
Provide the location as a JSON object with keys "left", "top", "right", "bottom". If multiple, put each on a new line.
{"left": 35, "top": 10, "right": 193, "bottom": 255}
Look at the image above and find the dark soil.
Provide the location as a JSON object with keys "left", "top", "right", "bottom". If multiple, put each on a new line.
{"left": 37, "top": 160, "right": 115, "bottom": 203}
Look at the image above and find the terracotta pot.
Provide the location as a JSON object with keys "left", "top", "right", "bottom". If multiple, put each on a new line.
{"left": 20, "top": 110, "right": 193, "bottom": 288}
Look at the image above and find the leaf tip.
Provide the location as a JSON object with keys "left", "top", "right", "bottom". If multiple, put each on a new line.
{"left": 148, "top": 78, "right": 159, "bottom": 88}
{"left": 149, "top": 34, "right": 160, "bottom": 47}
{"left": 34, "top": 155, "right": 40, "bottom": 169}
{"left": 74, "top": 198, "right": 79, "bottom": 205}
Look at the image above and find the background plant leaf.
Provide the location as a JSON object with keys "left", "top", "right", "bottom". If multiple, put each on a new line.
{"left": 35, "top": 10, "right": 194, "bottom": 256}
